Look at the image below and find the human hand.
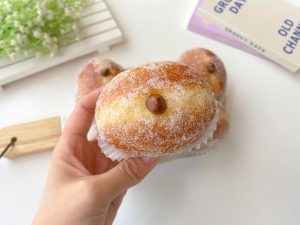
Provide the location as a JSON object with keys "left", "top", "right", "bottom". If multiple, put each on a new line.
{"left": 32, "top": 88, "right": 158, "bottom": 225}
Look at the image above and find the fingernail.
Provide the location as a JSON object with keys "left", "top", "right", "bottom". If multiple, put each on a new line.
{"left": 143, "top": 157, "right": 159, "bottom": 165}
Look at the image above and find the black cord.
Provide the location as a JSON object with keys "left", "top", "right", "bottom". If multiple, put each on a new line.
{"left": 0, "top": 137, "right": 17, "bottom": 159}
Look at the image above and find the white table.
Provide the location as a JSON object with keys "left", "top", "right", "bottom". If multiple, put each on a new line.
{"left": 1, "top": 0, "right": 300, "bottom": 225}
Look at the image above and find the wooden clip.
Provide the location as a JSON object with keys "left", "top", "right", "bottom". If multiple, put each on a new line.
{"left": 0, "top": 117, "right": 62, "bottom": 158}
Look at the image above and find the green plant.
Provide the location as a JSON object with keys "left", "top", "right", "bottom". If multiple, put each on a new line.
{"left": 0, "top": 0, "right": 91, "bottom": 59}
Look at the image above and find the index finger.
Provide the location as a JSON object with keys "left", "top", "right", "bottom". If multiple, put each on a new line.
{"left": 63, "top": 88, "right": 102, "bottom": 137}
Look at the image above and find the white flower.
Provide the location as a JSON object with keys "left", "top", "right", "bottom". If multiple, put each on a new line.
{"left": 72, "top": 24, "right": 78, "bottom": 31}
{"left": 60, "top": 29, "right": 67, "bottom": 35}
{"left": 42, "top": 41, "right": 51, "bottom": 48}
{"left": 37, "top": 14, "right": 43, "bottom": 21}
{"left": 50, "top": 45, "right": 58, "bottom": 56}
{"left": 10, "top": 40, "right": 17, "bottom": 46}
{"left": 41, "top": 1, "right": 48, "bottom": 9}
{"left": 36, "top": 19, "right": 45, "bottom": 27}
{"left": 36, "top": 3, "right": 43, "bottom": 16}
{"left": 37, "top": 9, "right": 43, "bottom": 16}
{"left": 43, "top": 33, "right": 50, "bottom": 39}
{"left": 58, "top": 1, "right": 65, "bottom": 8}
{"left": 47, "top": 12, "right": 54, "bottom": 20}
{"left": 16, "top": 34, "right": 24, "bottom": 43}
{"left": 14, "top": 21, "right": 20, "bottom": 27}
{"left": 9, "top": 53, "right": 16, "bottom": 61}
{"left": 18, "top": 26, "right": 26, "bottom": 33}
{"left": 4, "top": 2, "right": 12, "bottom": 11}
{"left": 42, "top": 36, "right": 53, "bottom": 48}
{"left": 49, "top": 52, "right": 55, "bottom": 58}
{"left": 23, "top": 27, "right": 29, "bottom": 34}
{"left": 33, "top": 30, "right": 42, "bottom": 38}
{"left": 15, "top": 46, "right": 20, "bottom": 52}
{"left": 64, "top": 8, "right": 71, "bottom": 16}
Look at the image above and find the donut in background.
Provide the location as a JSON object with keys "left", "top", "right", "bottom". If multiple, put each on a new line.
{"left": 77, "top": 58, "right": 124, "bottom": 99}
{"left": 179, "top": 48, "right": 227, "bottom": 100}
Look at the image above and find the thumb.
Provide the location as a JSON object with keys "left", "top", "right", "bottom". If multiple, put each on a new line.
{"left": 100, "top": 157, "right": 158, "bottom": 198}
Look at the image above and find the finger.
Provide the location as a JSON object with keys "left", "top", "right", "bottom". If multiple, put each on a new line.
{"left": 97, "top": 157, "right": 158, "bottom": 198}
{"left": 63, "top": 88, "right": 102, "bottom": 136}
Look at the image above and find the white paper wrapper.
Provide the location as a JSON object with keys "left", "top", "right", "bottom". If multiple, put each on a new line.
{"left": 159, "top": 146, "right": 210, "bottom": 162}
{"left": 87, "top": 121, "right": 98, "bottom": 140}
{"left": 96, "top": 106, "right": 220, "bottom": 161}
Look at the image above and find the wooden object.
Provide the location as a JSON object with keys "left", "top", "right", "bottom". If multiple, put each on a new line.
{"left": 0, "top": 0, "right": 123, "bottom": 88}
{"left": 0, "top": 117, "right": 62, "bottom": 158}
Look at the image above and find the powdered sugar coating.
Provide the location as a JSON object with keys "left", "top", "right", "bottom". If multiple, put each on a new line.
{"left": 95, "top": 61, "right": 217, "bottom": 156}
{"left": 98, "top": 107, "right": 220, "bottom": 161}
{"left": 77, "top": 58, "right": 124, "bottom": 99}
{"left": 179, "top": 48, "right": 227, "bottom": 100}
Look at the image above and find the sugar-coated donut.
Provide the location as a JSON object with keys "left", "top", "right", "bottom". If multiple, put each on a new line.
{"left": 77, "top": 58, "right": 124, "bottom": 99}
{"left": 179, "top": 48, "right": 226, "bottom": 100}
{"left": 95, "top": 61, "right": 218, "bottom": 157}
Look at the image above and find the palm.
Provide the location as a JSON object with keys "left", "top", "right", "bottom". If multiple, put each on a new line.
{"left": 53, "top": 134, "right": 125, "bottom": 225}
{"left": 56, "top": 135, "right": 117, "bottom": 176}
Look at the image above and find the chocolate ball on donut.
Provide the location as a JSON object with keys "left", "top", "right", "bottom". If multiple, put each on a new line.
{"left": 95, "top": 61, "right": 218, "bottom": 158}
{"left": 77, "top": 58, "right": 124, "bottom": 99}
{"left": 145, "top": 94, "right": 167, "bottom": 115}
{"left": 179, "top": 48, "right": 227, "bottom": 100}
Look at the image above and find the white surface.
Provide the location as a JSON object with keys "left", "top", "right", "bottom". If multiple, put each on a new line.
{"left": 0, "top": 0, "right": 300, "bottom": 225}
{"left": 0, "top": 0, "right": 123, "bottom": 86}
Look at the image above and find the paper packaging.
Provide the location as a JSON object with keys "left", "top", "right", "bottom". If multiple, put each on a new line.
{"left": 96, "top": 109, "right": 220, "bottom": 162}
{"left": 198, "top": 0, "right": 300, "bottom": 72}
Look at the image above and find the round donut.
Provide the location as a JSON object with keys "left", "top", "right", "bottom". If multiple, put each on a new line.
{"left": 77, "top": 58, "right": 124, "bottom": 99}
{"left": 179, "top": 48, "right": 227, "bottom": 100}
{"left": 95, "top": 61, "right": 218, "bottom": 157}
